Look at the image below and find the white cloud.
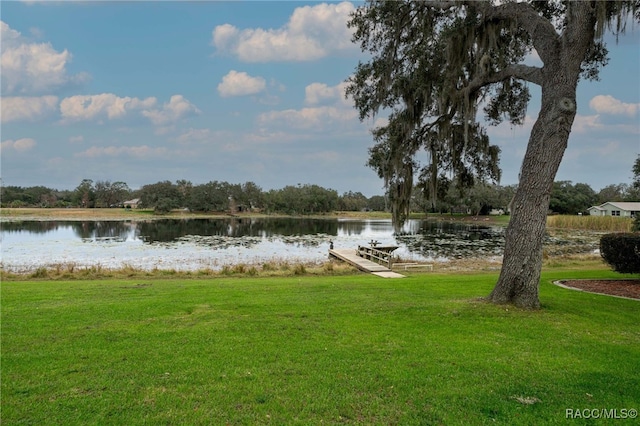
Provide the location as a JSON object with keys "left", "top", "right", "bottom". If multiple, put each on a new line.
{"left": 244, "top": 130, "right": 303, "bottom": 145}
{"left": 174, "top": 128, "right": 246, "bottom": 153}
{"left": 1, "top": 20, "right": 21, "bottom": 42}
{"left": 1, "top": 20, "right": 89, "bottom": 95}
{"left": 258, "top": 105, "right": 358, "bottom": 130}
{"left": 212, "top": 1, "right": 357, "bottom": 62}
{"left": 1, "top": 138, "right": 36, "bottom": 152}
{"left": 175, "top": 128, "right": 213, "bottom": 144}
{"left": 60, "top": 93, "right": 157, "bottom": 122}
{"left": 75, "top": 145, "right": 169, "bottom": 159}
{"left": 571, "top": 114, "right": 605, "bottom": 133}
{"left": 260, "top": 79, "right": 358, "bottom": 131}
{"left": 69, "top": 135, "right": 84, "bottom": 143}
{"left": 141, "top": 95, "right": 200, "bottom": 126}
{"left": 589, "top": 95, "right": 639, "bottom": 117}
{"left": 1, "top": 96, "right": 58, "bottom": 122}
{"left": 572, "top": 114, "right": 639, "bottom": 138}
{"left": 217, "top": 70, "right": 266, "bottom": 97}
{"left": 212, "top": 23, "right": 239, "bottom": 48}
{"left": 305, "top": 81, "right": 349, "bottom": 105}
{"left": 372, "top": 117, "right": 389, "bottom": 129}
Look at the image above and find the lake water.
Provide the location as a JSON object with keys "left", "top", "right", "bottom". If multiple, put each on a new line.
{"left": 0, "top": 218, "right": 509, "bottom": 272}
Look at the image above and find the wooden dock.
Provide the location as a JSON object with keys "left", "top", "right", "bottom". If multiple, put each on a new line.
{"left": 329, "top": 248, "right": 405, "bottom": 278}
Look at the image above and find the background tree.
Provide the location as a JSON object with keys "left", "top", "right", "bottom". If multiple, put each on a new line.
{"left": 73, "top": 179, "right": 95, "bottom": 208}
{"left": 549, "top": 181, "right": 597, "bottom": 215}
{"left": 187, "top": 181, "right": 231, "bottom": 212}
{"left": 241, "top": 181, "right": 265, "bottom": 210}
{"left": 466, "top": 183, "right": 507, "bottom": 216}
{"left": 138, "top": 181, "right": 183, "bottom": 213}
{"left": 339, "top": 191, "right": 369, "bottom": 211}
{"left": 264, "top": 184, "right": 339, "bottom": 215}
{"left": 347, "top": 0, "right": 638, "bottom": 308}
{"left": 631, "top": 154, "right": 640, "bottom": 197}
{"left": 176, "top": 180, "right": 193, "bottom": 205}
{"left": 94, "top": 180, "right": 131, "bottom": 208}
{"left": 415, "top": 170, "right": 452, "bottom": 213}
{"left": 597, "top": 183, "right": 630, "bottom": 203}
{"left": 366, "top": 195, "right": 387, "bottom": 212}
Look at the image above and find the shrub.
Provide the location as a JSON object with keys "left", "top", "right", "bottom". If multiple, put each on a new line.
{"left": 30, "top": 267, "right": 49, "bottom": 279}
{"left": 293, "top": 264, "right": 306, "bottom": 275}
{"left": 232, "top": 264, "right": 246, "bottom": 274}
{"left": 153, "top": 198, "right": 174, "bottom": 214}
{"left": 600, "top": 233, "right": 640, "bottom": 274}
{"left": 261, "top": 262, "right": 276, "bottom": 271}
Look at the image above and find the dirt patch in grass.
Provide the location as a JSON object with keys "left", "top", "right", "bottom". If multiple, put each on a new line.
{"left": 556, "top": 279, "right": 640, "bottom": 300}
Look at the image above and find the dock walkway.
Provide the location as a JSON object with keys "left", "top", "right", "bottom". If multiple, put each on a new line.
{"left": 329, "top": 249, "right": 405, "bottom": 278}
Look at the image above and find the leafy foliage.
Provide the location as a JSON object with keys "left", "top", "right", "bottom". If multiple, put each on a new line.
{"left": 549, "top": 181, "right": 598, "bottom": 215}
{"left": 600, "top": 233, "right": 640, "bottom": 274}
{"left": 93, "top": 181, "right": 131, "bottom": 208}
{"left": 347, "top": 0, "right": 638, "bottom": 307}
{"left": 138, "top": 181, "right": 183, "bottom": 211}
{"left": 74, "top": 179, "right": 96, "bottom": 208}
{"left": 264, "top": 184, "right": 339, "bottom": 215}
{"left": 633, "top": 155, "right": 640, "bottom": 190}
{"left": 348, "top": 1, "right": 517, "bottom": 225}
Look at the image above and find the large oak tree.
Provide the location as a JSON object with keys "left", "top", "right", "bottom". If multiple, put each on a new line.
{"left": 347, "top": 0, "right": 638, "bottom": 308}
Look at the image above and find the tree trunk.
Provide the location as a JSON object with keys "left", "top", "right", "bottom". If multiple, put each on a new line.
{"left": 487, "top": 1, "right": 597, "bottom": 309}
{"left": 489, "top": 75, "right": 579, "bottom": 308}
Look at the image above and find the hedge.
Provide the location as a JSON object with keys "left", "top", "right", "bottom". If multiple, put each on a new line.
{"left": 600, "top": 233, "right": 640, "bottom": 274}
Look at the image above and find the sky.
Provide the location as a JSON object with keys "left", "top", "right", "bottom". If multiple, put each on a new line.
{"left": 1, "top": 1, "right": 639, "bottom": 197}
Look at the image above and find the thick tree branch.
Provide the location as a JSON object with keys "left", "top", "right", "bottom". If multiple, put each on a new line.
{"left": 466, "top": 64, "right": 543, "bottom": 94}
{"left": 478, "top": 1, "right": 561, "bottom": 65}
{"left": 561, "top": 1, "right": 597, "bottom": 73}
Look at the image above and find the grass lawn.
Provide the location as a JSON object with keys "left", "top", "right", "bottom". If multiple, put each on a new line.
{"left": 2, "top": 269, "right": 638, "bottom": 425}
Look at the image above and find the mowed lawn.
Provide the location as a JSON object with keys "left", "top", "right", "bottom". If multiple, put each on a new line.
{"left": 2, "top": 270, "right": 638, "bottom": 425}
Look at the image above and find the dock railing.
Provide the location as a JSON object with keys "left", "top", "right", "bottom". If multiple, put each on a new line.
{"left": 356, "top": 244, "right": 398, "bottom": 269}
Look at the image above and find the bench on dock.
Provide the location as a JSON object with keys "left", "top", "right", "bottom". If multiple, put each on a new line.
{"left": 392, "top": 262, "right": 434, "bottom": 271}
{"left": 356, "top": 243, "right": 398, "bottom": 269}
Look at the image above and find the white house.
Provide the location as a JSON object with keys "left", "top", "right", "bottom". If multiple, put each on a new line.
{"left": 587, "top": 202, "right": 640, "bottom": 218}
{"left": 123, "top": 198, "right": 140, "bottom": 209}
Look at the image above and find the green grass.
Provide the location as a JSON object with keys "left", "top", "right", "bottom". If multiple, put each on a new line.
{"left": 2, "top": 270, "right": 639, "bottom": 425}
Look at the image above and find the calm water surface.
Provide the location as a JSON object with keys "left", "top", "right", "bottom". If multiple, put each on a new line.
{"left": 1, "top": 218, "right": 505, "bottom": 272}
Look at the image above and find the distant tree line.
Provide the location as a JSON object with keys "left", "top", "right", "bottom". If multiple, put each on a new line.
{"left": 2, "top": 177, "right": 638, "bottom": 216}
{"left": 0, "top": 179, "right": 385, "bottom": 215}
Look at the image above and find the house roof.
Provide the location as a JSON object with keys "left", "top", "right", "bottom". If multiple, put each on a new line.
{"left": 591, "top": 201, "right": 640, "bottom": 211}
{"left": 123, "top": 198, "right": 140, "bottom": 204}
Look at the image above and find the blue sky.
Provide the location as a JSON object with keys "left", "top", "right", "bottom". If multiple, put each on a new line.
{"left": 1, "top": 1, "right": 639, "bottom": 197}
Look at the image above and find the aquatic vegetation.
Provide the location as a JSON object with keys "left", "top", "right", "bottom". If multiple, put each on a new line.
{"left": 1, "top": 218, "right": 604, "bottom": 274}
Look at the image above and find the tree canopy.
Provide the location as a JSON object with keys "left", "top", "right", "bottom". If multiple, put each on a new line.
{"left": 348, "top": 0, "right": 638, "bottom": 308}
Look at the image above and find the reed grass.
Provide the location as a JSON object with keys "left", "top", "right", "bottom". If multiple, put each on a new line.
{"left": 546, "top": 215, "right": 633, "bottom": 232}
{"left": 1, "top": 259, "right": 358, "bottom": 281}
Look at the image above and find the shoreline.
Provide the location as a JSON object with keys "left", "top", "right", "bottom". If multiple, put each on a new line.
{"left": 0, "top": 207, "right": 509, "bottom": 224}
{"left": 3, "top": 208, "right": 607, "bottom": 277}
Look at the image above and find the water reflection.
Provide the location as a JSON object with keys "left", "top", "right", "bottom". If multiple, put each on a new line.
{"left": 1, "top": 220, "right": 135, "bottom": 241}
{"left": 136, "top": 218, "right": 341, "bottom": 243}
{"left": 1, "top": 218, "right": 508, "bottom": 271}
